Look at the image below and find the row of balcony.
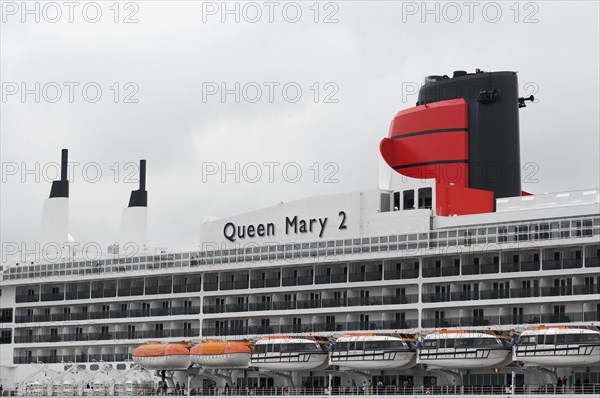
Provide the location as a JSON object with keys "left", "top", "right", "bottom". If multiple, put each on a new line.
{"left": 422, "top": 284, "right": 598, "bottom": 303}
{"left": 14, "top": 354, "right": 131, "bottom": 364}
{"left": 202, "top": 320, "right": 418, "bottom": 336}
{"left": 203, "top": 295, "right": 418, "bottom": 314}
{"left": 422, "top": 311, "right": 600, "bottom": 328}
{"left": 423, "top": 258, "right": 597, "bottom": 278}
{"left": 14, "top": 306, "right": 200, "bottom": 324}
{"left": 14, "top": 328, "right": 199, "bottom": 344}
{"left": 14, "top": 257, "right": 600, "bottom": 303}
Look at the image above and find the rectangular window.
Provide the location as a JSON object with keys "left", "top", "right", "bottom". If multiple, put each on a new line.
{"left": 403, "top": 190, "right": 415, "bottom": 210}
{"left": 418, "top": 188, "right": 433, "bottom": 209}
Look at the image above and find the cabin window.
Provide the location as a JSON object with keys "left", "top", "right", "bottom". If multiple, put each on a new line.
{"left": 393, "top": 192, "right": 400, "bottom": 211}
{"left": 381, "top": 193, "right": 391, "bottom": 212}
{"left": 418, "top": 188, "right": 433, "bottom": 209}
{"left": 403, "top": 190, "right": 415, "bottom": 210}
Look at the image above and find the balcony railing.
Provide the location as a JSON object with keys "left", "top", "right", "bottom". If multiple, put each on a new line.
{"left": 65, "top": 291, "right": 91, "bottom": 300}
{"left": 90, "top": 289, "right": 116, "bottom": 298}
{"left": 173, "top": 283, "right": 202, "bottom": 293}
{"left": 15, "top": 294, "right": 39, "bottom": 303}
{"left": 423, "top": 311, "right": 600, "bottom": 328}
{"left": 220, "top": 280, "right": 249, "bottom": 290}
{"left": 316, "top": 274, "right": 347, "bottom": 284}
{"left": 586, "top": 256, "right": 600, "bottom": 267}
{"left": 281, "top": 275, "right": 313, "bottom": 286}
{"left": 462, "top": 263, "right": 499, "bottom": 275}
{"left": 542, "top": 258, "right": 584, "bottom": 270}
{"left": 14, "top": 306, "right": 200, "bottom": 324}
{"left": 384, "top": 269, "right": 419, "bottom": 280}
{"left": 14, "top": 328, "right": 201, "bottom": 344}
{"left": 202, "top": 319, "right": 419, "bottom": 336}
{"left": 250, "top": 278, "right": 280, "bottom": 289}
{"left": 349, "top": 271, "right": 382, "bottom": 282}
{"left": 117, "top": 287, "right": 144, "bottom": 297}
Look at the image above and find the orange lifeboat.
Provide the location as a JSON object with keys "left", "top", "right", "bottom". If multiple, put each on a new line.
{"left": 132, "top": 342, "right": 192, "bottom": 370}
{"left": 190, "top": 341, "right": 253, "bottom": 368}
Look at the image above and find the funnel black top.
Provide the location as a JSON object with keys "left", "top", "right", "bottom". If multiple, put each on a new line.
{"left": 128, "top": 159, "right": 148, "bottom": 207}
{"left": 49, "top": 149, "right": 69, "bottom": 198}
{"left": 417, "top": 70, "right": 522, "bottom": 199}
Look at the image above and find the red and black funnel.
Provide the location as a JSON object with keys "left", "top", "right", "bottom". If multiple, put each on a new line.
{"left": 381, "top": 70, "right": 526, "bottom": 216}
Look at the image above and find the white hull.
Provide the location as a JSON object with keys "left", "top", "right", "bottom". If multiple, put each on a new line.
{"left": 191, "top": 352, "right": 251, "bottom": 368}
{"left": 132, "top": 355, "right": 191, "bottom": 370}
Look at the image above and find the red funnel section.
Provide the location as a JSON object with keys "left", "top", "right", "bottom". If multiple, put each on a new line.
{"left": 380, "top": 99, "right": 494, "bottom": 216}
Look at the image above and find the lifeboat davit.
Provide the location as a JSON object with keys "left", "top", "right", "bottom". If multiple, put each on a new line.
{"left": 132, "top": 342, "right": 192, "bottom": 370}
{"left": 418, "top": 330, "right": 512, "bottom": 369}
{"left": 190, "top": 341, "right": 253, "bottom": 368}
{"left": 330, "top": 333, "right": 416, "bottom": 370}
{"left": 251, "top": 336, "right": 329, "bottom": 371}
{"left": 514, "top": 325, "right": 600, "bottom": 367}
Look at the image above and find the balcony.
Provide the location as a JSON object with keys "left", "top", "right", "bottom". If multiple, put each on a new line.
{"left": 542, "top": 258, "right": 583, "bottom": 270}
{"left": 422, "top": 292, "right": 451, "bottom": 303}
{"left": 479, "top": 289, "right": 510, "bottom": 300}
{"left": 573, "top": 284, "right": 599, "bottom": 295}
{"left": 250, "top": 278, "right": 280, "bottom": 289}
{"left": 249, "top": 302, "right": 272, "bottom": 311}
{"left": 422, "top": 268, "right": 441, "bottom": 278}
{"left": 384, "top": 269, "right": 419, "bottom": 280}
{"left": 220, "top": 280, "right": 249, "bottom": 290}
{"left": 173, "top": 283, "right": 202, "bottom": 293}
{"left": 450, "top": 291, "right": 480, "bottom": 301}
{"left": 349, "top": 271, "right": 381, "bottom": 282}
{"left": 65, "top": 291, "right": 90, "bottom": 300}
{"left": 171, "top": 306, "right": 201, "bottom": 315}
{"left": 510, "top": 287, "right": 540, "bottom": 298}
{"left": 117, "top": 287, "right": 144, "bottom": 297}
{"left": 441, "top": 265, "right": 460, "bottom": 277}
{"left": 0, "top": 314, "right": 13, "bottom": 323}
{"left": 203, "top": 305, "right": 225, "bottom": 314}
{"left": 15, "top": 294, "right": 39, "bottom": 303}
{"left": 272, "top": 301, "right": 297, "bottom": 311}
{"left": 382, "top": 319, "right": 419, "bottom": 329}
{"left": 204, "top": 282, "right": 219, "bottom": 292}
{"left": 541, "top": 286, "right": 573, "bottom": 296}
{"left": 282, "top": 276, "right": 313, "bottom": 286}
{"left": 90, "top": 289, "right": 116, "bottom": 298}
{"left": 502, "top": 261, "right": 540, "bottom": 273}
{"left": 321, "top": 298, "right": 347, "bottom": 308}
{"left": 382, "top": 294, "right": 418, "bottom": 305}
{"left": 316, "top": 274, "right": 347, "bottom": 284}
{"left": 226, "top": 303, "right": 249, "bottom": 312}
{"left": 586, "top": 257, "right": 600, "bottom": 267}
{"left": 145, "top": 285, "right": 172, "bottom": 295}
{"left": 347, "top": 296, "right": 383, "bottom": 306}
{"left": 40, "top": 292, "right": 64, "bottom": 302}
{"left": 462, "top": 263, "right": 499, "bottom": 275}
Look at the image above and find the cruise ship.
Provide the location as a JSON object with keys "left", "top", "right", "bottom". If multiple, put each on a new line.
{"left": 1, "top": 69, "right": 599, "bottom": 396}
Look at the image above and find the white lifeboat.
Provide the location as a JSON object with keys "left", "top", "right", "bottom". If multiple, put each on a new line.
{"left": 417, "top": 329, "right": 512, "bottom": 369}
{"left": 514, "top": 325, "right": 600, "bottom": 367}
{"left": 190, "top": 340, "right": 254, "bottom": 368}
{"left": 132, "top": 342, "right": 192, "bottom": 370}
{"left": 330, "top": 333, "right": 416, "bottom": 370}
{"left": 251, "top": 336, "right": 329, "bottom": 371}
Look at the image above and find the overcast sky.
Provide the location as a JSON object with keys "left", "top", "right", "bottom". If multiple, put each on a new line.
{"left": 1, "top": 0, "right": 599, "bottom": 252}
